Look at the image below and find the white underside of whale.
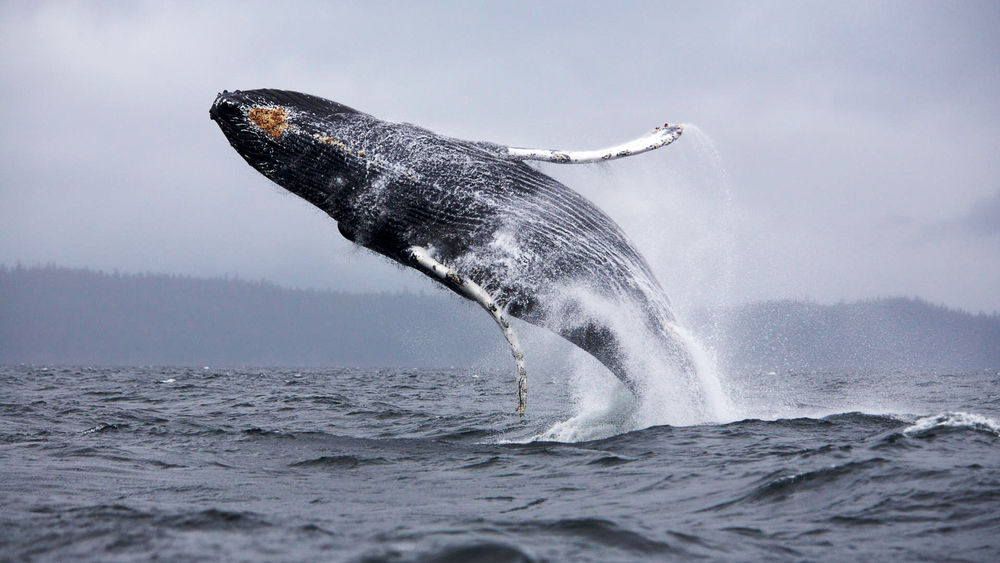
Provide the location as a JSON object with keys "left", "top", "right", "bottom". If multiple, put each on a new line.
{"left": 406, "top": 246, "right": 528, "bottom": 414}
{"left": 507, "top": 123, "right": 683, "bottom": 163}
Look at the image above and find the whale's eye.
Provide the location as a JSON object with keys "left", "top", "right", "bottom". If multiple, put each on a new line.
{"left": 247, "top": 106, "right": 289, "bottom": 139}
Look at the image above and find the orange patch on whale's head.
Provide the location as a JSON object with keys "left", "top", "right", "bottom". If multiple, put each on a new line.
{"left": 247, "top": 106, "right": 289, "bottom": 139}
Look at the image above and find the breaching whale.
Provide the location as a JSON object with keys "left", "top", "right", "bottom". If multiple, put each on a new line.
{"left": 210, "top": 89, "right": 690, "bottom": 413}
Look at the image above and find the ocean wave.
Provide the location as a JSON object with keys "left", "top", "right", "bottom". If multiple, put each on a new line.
{"left": 504, "top": 517, "right": 683, "bottom": 556}
{"left": 516, "top": 410, "right": 907, "bottom": 445}
{"left": 83, "top": 422, "right": 129, "bottom": 433}
{"left": 746, "top": 458, "right": 888, "bottom": 502}
{"left": 159, "top": 508, "right": 272, "bottom": 531}
{"left": 405, "top": 541, "right": 538, "bottom": 563}
{"left": 699, "top": 458, "right": 889, "bottom": 513}
{"left": 902, "top": 411, "right": 1000, "bottom": 437}
{"left": 289, "top": 454, "right": 389, "bottom": 469}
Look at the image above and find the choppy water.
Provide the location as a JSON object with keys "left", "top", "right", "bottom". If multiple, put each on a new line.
{"left": 2, "top": 365, "right": 998, "bottom": 561}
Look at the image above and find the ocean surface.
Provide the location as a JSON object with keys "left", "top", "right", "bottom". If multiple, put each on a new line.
{"left": 2, "top": 365, "right": 998, "bottom": 561}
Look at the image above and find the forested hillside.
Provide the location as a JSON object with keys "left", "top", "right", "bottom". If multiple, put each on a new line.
{"left": 3, "top": 265, "right": 997, "bottom": 371}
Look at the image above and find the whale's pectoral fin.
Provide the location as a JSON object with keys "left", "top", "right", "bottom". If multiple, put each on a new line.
{"left": 506, "top": 123, "right": 683, "bottom": 164}
{"left": 405, "top": 246, "right": 528, "bottom": 415}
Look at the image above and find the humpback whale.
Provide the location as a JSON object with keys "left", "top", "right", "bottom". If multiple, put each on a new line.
{"left": 210, "top": 89, "right": 690, "bottom": 413}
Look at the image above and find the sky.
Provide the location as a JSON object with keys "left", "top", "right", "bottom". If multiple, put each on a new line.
{"left": 1, "top": 1, "right": 998, "bottom": 314}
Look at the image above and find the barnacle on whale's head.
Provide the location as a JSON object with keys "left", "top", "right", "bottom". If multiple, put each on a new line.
{"left": 246, "top": 106, "right": 289, "bottom": 140}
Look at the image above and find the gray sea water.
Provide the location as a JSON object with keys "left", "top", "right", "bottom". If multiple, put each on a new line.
{"left": 2, "top": 365, "right": 998, "bottom": 561}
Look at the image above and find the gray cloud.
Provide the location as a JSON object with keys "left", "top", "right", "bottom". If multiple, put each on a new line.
{"left": 1, "top": 1, "right": 998, "bottom": 312}
{"left": 960, "top": 190, "right": 1000, "bottom": 235}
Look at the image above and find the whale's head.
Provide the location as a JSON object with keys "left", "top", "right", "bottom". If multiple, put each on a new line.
{"left": 210, "top": 89, "right": 363, "bottom": 212}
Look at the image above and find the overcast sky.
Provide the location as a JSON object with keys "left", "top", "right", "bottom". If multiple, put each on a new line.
{"left": 2, "top": 1, "right": 998, "bottom": 314}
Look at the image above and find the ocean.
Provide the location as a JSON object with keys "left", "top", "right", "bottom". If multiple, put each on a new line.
{"left": 1, "top": 365, "right": 998, "bottom": 561}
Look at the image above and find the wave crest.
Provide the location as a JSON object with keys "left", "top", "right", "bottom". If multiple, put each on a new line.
{"left": 902, "top": 411, "right": 1000, "bottom": 437}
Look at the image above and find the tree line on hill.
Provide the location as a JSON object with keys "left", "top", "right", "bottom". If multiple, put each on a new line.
{"left": 2, "top": 264, "right": 997, "bottom": 372}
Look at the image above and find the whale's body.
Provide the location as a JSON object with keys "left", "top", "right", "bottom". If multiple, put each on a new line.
{"left": 210, "top": 89, "right": 690, "bottom": 412}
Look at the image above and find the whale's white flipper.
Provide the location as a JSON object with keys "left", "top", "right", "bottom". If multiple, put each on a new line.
{"left": 406, "top": 246, "right": 528, "bottom": 414}
{"left": 507, "top": 123, "right": 683, "bottom": 164}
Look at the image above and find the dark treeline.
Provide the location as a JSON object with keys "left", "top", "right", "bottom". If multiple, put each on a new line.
{"left": 2, "top": 265, "right": 998, "bottom": 371}
{"left": 0, "top": 264, "right": 502, "bottom": 367}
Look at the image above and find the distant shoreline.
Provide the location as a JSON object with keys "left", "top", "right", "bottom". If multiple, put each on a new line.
{"left": 2, "top": 264, "right": 998, "bottom": 371}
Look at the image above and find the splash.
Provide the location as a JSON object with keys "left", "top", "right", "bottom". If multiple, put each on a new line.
{"left": 530, "top": 125, "right": 742, "bottom": 442}
{"left": 534, "top": 315, "right": 737, "bottom": 442}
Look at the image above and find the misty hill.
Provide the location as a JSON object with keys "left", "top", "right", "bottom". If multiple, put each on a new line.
{"left": 0, "top": 264, "right": 503, "bottom": 367}
{"left": 1, "top": 265, "right": 998, "bottom": 371}
{"left": 687, "top": 299, "right": 1000, "bottom": 372}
